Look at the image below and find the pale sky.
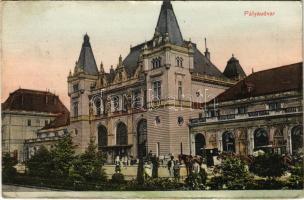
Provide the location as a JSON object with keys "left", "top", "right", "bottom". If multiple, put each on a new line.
{"left": 2, "top": 1, "right": 302, "bottom": 108}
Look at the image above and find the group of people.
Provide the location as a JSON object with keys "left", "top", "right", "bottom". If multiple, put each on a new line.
{"left": 167, "top": 156, "right": 181, "bottom": 180}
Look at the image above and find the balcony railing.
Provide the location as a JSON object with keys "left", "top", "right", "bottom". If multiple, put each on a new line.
{"left": 248, "top": 110, "right": 269, "bottom": 117}
{"left": 217, "top": 114, "right": 235, "bottom": 121}
{"left": 190, "top": 106, "right": 302, "bottom": 125}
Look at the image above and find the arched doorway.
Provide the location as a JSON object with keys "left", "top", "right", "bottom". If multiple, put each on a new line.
{"left": 195, "top": 133, "right": 205, "bottom": 156}
{"left": 97, "top": 125, "right": 108, "bottom": 150}
{"left": 254, "top": 128, "right": 269, "bottom": 150}
{"left": 137, "top": 119, "right": 147, "bottom": 158}
{"left": 116, "top": 122, "right": 128, "bottom": 145}
{"left": 222, "top": 131, "right": 235, "bottom": 152}
{"left": 291, "top": 125, "right": 303, "bottom": 155}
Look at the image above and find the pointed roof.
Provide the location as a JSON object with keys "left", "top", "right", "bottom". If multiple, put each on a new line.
{"left": 75, "top": 34, "right": 98, "bottom": 75}
{"left": 223, "top": 54, "right": 246, "bottom": 80}
{"left": 155, "top": 0, "right": 183, "bottom": 46}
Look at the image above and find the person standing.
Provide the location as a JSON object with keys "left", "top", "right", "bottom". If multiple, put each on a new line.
{"left": 173, "top": 159, "right": 180, "bottom": 181}
{"left": 167, "top": 156, "right": 175, "bottom": 177}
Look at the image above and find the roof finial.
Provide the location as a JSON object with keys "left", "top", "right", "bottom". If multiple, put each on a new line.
{"left": 252, "top": 68, "right": 254, "bottom": 74}
{"left": 204, "top": 37, "right": 207, "bottom": 50}
{"left": 118, "top": 54, "right": 122, "bottom": 65}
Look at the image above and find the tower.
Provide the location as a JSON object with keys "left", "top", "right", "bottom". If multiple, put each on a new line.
{"left": 140, "top": 0, "right": 194, "bottom": 156}
{"left": 68, "top": 34, "right": 99, "bottom": 152}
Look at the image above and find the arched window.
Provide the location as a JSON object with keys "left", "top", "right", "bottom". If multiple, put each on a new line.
{"left": 195, "top": 133, "right": 206, "bottom": 156}
{"left": 176, "top": 57, "right": 183, "bottom": 67}
{"left": 291, "top": 125, "right": 303, "bottom": 155}
{"left": 254, "top": 128, "right": 269, "bottom": 150}
{"left": 116, "top": 122, "right": 128, "bottom": 145}
{"left": 152, "top": 57, "right": 161, "bottom": 69}
{"left": 222, "top": 131, "right": 235, "bottom": 152}
{"left": 98, "top": 125, "right": 108, "bottom": 149}
{"left": 273, "top": 128, "right": 284, "bottom": 147}
{"left": 137, "top": 119, "right": 147, "bottom": 158}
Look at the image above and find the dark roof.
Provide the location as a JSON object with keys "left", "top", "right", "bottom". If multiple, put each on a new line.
{"left": 122, "top": 41, "right": 226, "bottom": 78}
{"left": 2, "top": 89, "right": 69, "bottom": 114}
{"left": 122, "top": 1, "right": 225, "bottom": 79}
{"left": 223, "top": 55, "right": 246, "bottom": 80}
{"left": 155, "top": 0, "right": 183, "bottom": 46}
{"left": 192, "top": 43, "right": 227, "bottom": 78}
{"left": 211, "top": 62, "right": 303, "bottom": 103}
{"left": 76, "top": 34, "right": 99, "bottom": 75}
{"left": 41, "top": 112, "right": 70, "bottom": 130}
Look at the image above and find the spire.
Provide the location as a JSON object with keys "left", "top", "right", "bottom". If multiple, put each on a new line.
{"left": 204, "top": 37, "right": 210, "bottom": 60}
{"left": 154, "top": 0, "right": 183, "bottom": 46}
{"left": 75, "top": 33, "right": 98, "bottom": 75}
{"left": 223, "top": 54, "right": 246, "bottom": 81}
{"left": 99, "top": 60, "right": 104, "bottom": 73}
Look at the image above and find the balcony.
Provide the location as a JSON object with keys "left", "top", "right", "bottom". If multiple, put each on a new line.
{"left": 248, "top": 110, "right": 269, "bottom": 117}
{"left": 189, "top": 106, "right": 302, "bottom": 125}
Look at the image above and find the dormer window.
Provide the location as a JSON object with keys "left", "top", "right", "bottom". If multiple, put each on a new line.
{"left": 152, "top": 57, "right": 161, "bottom": 69}
{"left": 73, "top": 83, "right": 79, "bottom": 92}
{"left": 176, "top": 57, "right": 183, "bottom": 67}
{"left": 237, "top": 106, "right": 247, "bottom": 114}
{"left": 268, "top": 102, "right": 281, "bottom": 111}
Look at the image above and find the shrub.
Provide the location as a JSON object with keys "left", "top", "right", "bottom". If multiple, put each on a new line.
{"left": 2, "top": 153, "right": 17, "bottom": 182}
{"left": 111, "top": 173, "right": 125, "bottom": 184}
{"left": 72, "top": 138, "right": 107, "bottom": 182}
{"left": 142, "top": 177, "right": 183, "bottom": 190}
{"left": 26, "top": 146, "right": 53, "bottom": 178}
{"left": 207, "top": 156, "right": 253, "bottom": 190}
{"left": 287, "top": 161, "right": 304, "bottom": 189}
{"left": 249, "top": 153, "right": 288, "bottom": 179}
{"left": 185, "top": 172, "right": 205, "bottom": 190}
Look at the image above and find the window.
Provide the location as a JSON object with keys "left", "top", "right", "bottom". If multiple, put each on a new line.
{"left": 112, "top": 96, "right": 120, "bottom": 111}
{"left": 177, "top": 116, "right": 184, "bottom": 126}
{"left": 176, "top": 57, "right": 183, "bottom": 67}
{"left": 133, "top": 90, "right": 142, "bottom": 109}
{"left": 94, "top": 98, "right": 101, "bottom": 115}
{"left": 155, "top": 116, "right": 160, "bottom": 124}
{"left": 45, "top": 120, "right": 49, "bottom": 126}
{"left": 153, "top": 81, "right": 161, "bottom": 100}
{"left": 73, "top": 83, "right": 79, "bottom": 92}
{"left": 152, "top": 57, "right": 161, "bottom": 69}
{"left": 199, "top": 113, "right": 203, "bottom": 118}
{"left": 178, "top": 81, "right": 183, "bottom": 100}
{"left": 73, "top": 102, "right": 79, "bottom": 117}
{"left": 238, "top": 107, "right": 247, "bottom": 114}
{"left": 207, "top": 109, "right": 216, "bottom": 117}
{"left": 123, "top": 95, "right": 128, "bottom": 112}
{"left": 27, "top": 119, "right": 31, "bottom": 126}
{"left": 268, "top": 102, "right": 280, "bottom": 110}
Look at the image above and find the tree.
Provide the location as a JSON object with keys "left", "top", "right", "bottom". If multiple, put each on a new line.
{"left": 51, "top": 133, "right": 76, "bottom": 178}
{"left": 288, "top": 158, "right": 304, "bottom": 189}
{"left": 208, "top": 156, "right": 253, "bottom": 190}
{"left": 26, "top": 146, "right": 53, "bottom": 178}
{"left": 72, "top": 137, "right": 106, "bottom": 182}
{"left": 2, "top": 153, "right": 17, "bottom": 181}
{"left": 249, "top": 153, "right": 288, "bottom": 179}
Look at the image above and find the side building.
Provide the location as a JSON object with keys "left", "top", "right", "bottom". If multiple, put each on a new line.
{"left": 1, "top": 89, "right": 69, "bottom": 162}
{"left": 189, "top": 62, "right": 303, "bottom": 156}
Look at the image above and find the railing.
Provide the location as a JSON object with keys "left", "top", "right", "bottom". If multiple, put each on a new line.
{"left": 217, "top": 114, "right": 235, "bottom": 121}
{"left": 190, "top": 106, "right": 302, "bottom": 125}
{"left": 189, "top": 118, "right": 206, "bottom": 124}
{"left": 248, "top": 110, "right": 269, "bottom": 117}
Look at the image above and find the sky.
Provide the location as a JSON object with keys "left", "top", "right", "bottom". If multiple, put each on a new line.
{"left": 1, "top": 1, "right": 302, "bottom": 108}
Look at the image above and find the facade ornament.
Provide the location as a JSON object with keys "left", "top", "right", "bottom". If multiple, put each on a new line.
{"left": 164, "top": 32, "right": 169, "bottom": 43}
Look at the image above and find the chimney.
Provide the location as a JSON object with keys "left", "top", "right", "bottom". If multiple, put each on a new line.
{"left": 204, "top": 37, "right": 210, "bottom": 60}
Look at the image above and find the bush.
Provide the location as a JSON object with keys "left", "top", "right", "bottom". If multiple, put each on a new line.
{"left": 26, "top": 146, "right": 53, "bottom": 178}
{"left": 207, "top": 156, "right": 253, "bottom": 190}
{"left": 2, "top": 153, "right": 17, "bottom": 182}
{"left": 111, "top": 173, "right": 125, "bottom": 184}
{"left": 249, "top": 153, "right": 288, "bottom": 179}
{"left": 287, "top": 161, "right": 304, "bottom": 189}
{"left": 185, "top": 172, "right": 205, "bottom": 190}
